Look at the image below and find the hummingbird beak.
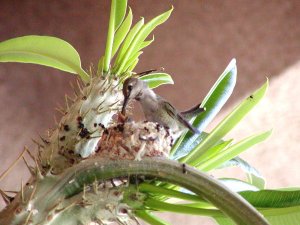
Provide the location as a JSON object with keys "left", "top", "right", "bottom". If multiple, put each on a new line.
{"left": 121, "top": 94, "right": 130, "bottom": 115}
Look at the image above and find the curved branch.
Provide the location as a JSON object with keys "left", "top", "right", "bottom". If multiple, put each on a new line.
{"left": 0, "top": 158, "right": 270, "bottom": 225}
{"left": 60, "top": 158, "right": 269, "bottom": 225}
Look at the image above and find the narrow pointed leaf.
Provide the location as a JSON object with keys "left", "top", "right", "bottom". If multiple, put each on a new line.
{"left": 113, "top": 18, "right": 144, "bottom": 68}
{"left": 97, "top": 4, "right": 131, "bottom": 73}
{"left": 139, "top": 183, "right": 205, "bottom": 202}
{"left": 182, "top": 79, "right": 269, "bottom": 164}
{"left": 114, "top": 0, "right": 127, "bottom": 31}
{"left": 219, "top": 178, "right": 259, "bottom": 192}
{"left": 103, "top": 0, "right": 127, "bottom": 72}
{"left": 172, "top": 59, "right": 237, "bottom": 158}
{"left": 240, "top": 189, "right": 300, "bottom": 208}
{"left": 182, "top": 139, "right": 233, "bottom": 164}
{"left": 103, "top": 0, "right": 117, "bottom": 72}
{"left": 123, "top": 51, "right": 143, "bottom": 72}
{"left": 139, "top": 36, "right": 155, "bottom": 51}
{"left": 197, "top": 130, "right": 272, "bottom": 170}
{"left": 219, "top": 157, "right": 265, "bottom": 189}
{"left": 0, "top": 35, "right": 89, "bottom": 82}
{"left": 115, "top": 7, "right": 173, "bottom": 74}
{"left": 140, "top": 73, "right": 174, "bottom": 89}
{"left": 126, "top": 58, "right": 139, "bottom": 72}
{"left": 135, "top": 210, "right": 171, "bottom": 225}
{"left": 97, "top": 56, "right": 104, "bottom": 74}
{"left": 197, "top": 58, "right": 237, "bottom": 131}
{"left": 216, "top": 207, "right": 300, "bottom": 225}
{"left": 171, "top": 132, "right": 208, "bottom": 160}
{"left": 215, "top": 190, "right": 300, "bottom": 225}
{"left": 145, "top": 198, "right": 222, "bottom": 217}
{"left": 111, "top": 8, "right": 132, "bottom": 58}
{"left": 214, "top": 217, "right": 236, "bottom": 225}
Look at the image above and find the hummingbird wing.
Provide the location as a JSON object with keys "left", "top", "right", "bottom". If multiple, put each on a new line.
{"left": 163, "top": 101, "right": 200, "bottom": 134}
{"left": 181, "top": 102, "right": 205, "bottom": 119}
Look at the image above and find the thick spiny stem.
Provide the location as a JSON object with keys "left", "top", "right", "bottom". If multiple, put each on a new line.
{"left": 0, "top": 158, "right": 269, "bottom": 225}
{"left": 39, "top": 75, "right": 123, "bottom": 175}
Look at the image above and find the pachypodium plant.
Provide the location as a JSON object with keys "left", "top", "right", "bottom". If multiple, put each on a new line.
{"left": 0, "top": 1, "right": 300, "bottom": 225}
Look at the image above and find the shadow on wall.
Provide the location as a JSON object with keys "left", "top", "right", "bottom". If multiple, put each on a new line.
{"left": 0, "top": 0, "right": 299, "bottom": 218}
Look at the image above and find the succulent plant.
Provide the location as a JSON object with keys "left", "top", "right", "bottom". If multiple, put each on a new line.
{"left": 1, "top": 1, "right": 300, "bottom": 225}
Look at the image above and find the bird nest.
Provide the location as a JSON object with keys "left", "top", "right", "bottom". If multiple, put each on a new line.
{"left": 95, "top": 121, "right": 174, "bottom": 161}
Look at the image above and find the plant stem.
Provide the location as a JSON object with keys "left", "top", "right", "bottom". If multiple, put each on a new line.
{"left": 0, "top": 158, "right": 270, "bottom": 225}
{"left": 60, "top": 158, "right": 270, "bottom": 225}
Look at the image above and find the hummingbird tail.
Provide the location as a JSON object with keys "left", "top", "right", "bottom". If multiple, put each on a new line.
{"left": 190, "top": 126, "right": 201, "bottom": 135}
{"left": 181, "top": 102, "right": 206, "bottom": 119}
{"left": 176, "top": 111, "right": 201, "bottom": 135}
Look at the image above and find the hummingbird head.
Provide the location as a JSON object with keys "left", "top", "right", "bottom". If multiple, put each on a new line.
{"left": 121, "top": 78, "right": 146, "bottom": 115}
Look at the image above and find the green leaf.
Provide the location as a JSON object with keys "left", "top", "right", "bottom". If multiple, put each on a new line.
{"left": 214, "top": 217, "right": 236, "bottom": 225}
{"left": 126, "top": 58, "right": 139, "bottom": 73}
{"left": 185, "top": 139, "right": 233, "bottom": 164}
{"left": 139, "top": 36, "right": 155, "bottom": 51}
{"left": 182, "top": 79, "right": 269, "bottom": 164}
{"left": 219, "top": 178, "right": 259, "bottom": 192}
{"left": 103, "top": 0, "right": 127, "bottom": 73}
{"left": 97, "top": 56, "right": 104, "bottom": 74}
{"left": 103, "top": 0, "right": 117, "bottom": 72}
{"left": 240, "top": 189, "right": 300, "bottom": 208}
{"left": 278, "top": 187, "right": 300, "bottom": 191}
{"left": 171, "top": 132, "right": 208, "bottom": 160}
{"left": 264, "top": 207, "right": 300, "bottom": 225}
{"left": 0, "top": 35, "right": 89, "bottom": 82}
{"left": 113, "top": 17, "right": 144, "bottom": 69}
{"left": 216, "top": 207, "right": 300, "bottom": 225}
{"left": 139, "top": 183, "right": 206, "bottom": 202}
{"left": 114, "top": 0, "right": 127, "bottom": 31}
{"left": 135, "top": 210, "right": 171, "bottom": 225}
{"left": 215, "top": 190, "right": 300, "bottom": 225}
{"left": 172, "top": 59, "right": 237, "bottom": 158}
{"left": 111, "top": 8, "right": 133, "bottom": 58}
{"left": 219, "top": 157, "right": 266, "bottom": 189}
{"left": 194, "top": 58, "right": 237, "bottom": 130}
{"left": 123, "top": 51, "right": 143, "bottom": 72}
{"left": 140, "top": 73, "right": 174, "bottom": 89}
{"left": 197, "top": 130, "right": 272, "bottom": 170}
{"left": 115, "top": 7, "right": 173, "bottom": 75}
{"left": 145, "top": 198, "right": 222, "bottom": 217}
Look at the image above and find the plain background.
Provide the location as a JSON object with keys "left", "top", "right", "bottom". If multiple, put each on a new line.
{"left": 0, "top": 1, "right": 300, "bottom": 224}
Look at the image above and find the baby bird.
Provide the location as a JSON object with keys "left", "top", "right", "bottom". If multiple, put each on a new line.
{"left": 121, "top": 77, "right": 205, "bottom": 134}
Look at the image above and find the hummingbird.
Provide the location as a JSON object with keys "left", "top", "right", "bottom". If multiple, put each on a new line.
{"left": 121, "top": 77, "right": 205, "bottom": 135}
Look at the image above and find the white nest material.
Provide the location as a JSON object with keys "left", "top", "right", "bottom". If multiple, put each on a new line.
{"left": 96, "top": 121, "right": 174, "bottom": 161}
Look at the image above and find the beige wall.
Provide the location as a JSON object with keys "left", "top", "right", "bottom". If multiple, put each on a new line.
{"left": 0, "top": 1, "right": 299, "bottom": 224}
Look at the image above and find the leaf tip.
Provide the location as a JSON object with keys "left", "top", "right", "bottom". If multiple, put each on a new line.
{"left": 168, "top": 5, "right": 174, "bottom": 16}
{"left": 265, "top": 77, "right": 269, "bottom": 86}
{"left": 251, "top": 78, "right": 269, "bottom": 101}
{"left": 260, "top": 78, "right": 269, "bottom": 95}
{"left": 257, "top": 129, "right": 273, "bottom": 143}
{"left": 226, "top": 58, "right": 237, "bottom": 76}
{"left": 265, "top": 129, "right": 273, "bottom": 138}
{"left": 126, "top": 7, "right": 133, "bottom": 20}
{"left": 161, "top": 6, "right": 174, "bottom": 20}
